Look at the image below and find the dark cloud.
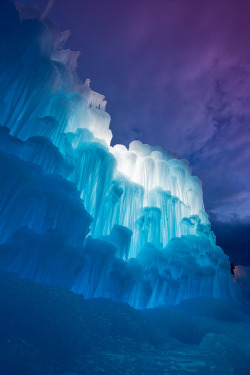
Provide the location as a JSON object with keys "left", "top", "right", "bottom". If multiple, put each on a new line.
{"left": 211, "top": 216, "right": 250, "bottom": 266}
{"left": 16, "top": 0, "right": 250, "bottom": 264}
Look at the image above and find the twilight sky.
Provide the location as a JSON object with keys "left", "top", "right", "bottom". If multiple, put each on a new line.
{"left": 18, "top": 0, "right": 250, "bottom": 265}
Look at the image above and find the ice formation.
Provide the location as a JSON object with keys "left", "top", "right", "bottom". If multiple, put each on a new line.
{"left": 0, "top": 1, "right": 235, "bottom": 308}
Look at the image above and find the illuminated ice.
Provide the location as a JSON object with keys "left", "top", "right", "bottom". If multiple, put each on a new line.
{"left": 0, "top": 1, "right": 236, "bottom": 308}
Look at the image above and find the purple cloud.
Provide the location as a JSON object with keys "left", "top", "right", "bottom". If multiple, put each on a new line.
{"left": 17, "top": 0, "right": 250, "bottom": 227}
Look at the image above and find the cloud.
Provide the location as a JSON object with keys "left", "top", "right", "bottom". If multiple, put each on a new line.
{"left": 211, "top": 216, "right": 250, "bottom": 266}
{"left": 18, "top": 0, "right": 250, "bottom": 260}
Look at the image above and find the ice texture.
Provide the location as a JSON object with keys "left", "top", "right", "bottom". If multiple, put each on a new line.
{"left": 0, "top": 1, "right": 237, "bottom": 308}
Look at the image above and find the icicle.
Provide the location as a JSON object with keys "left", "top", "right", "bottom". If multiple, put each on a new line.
{"left": 40, "top": 0, "right": 57, "bottom": 21}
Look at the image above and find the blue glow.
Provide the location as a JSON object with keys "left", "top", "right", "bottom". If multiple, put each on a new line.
{"left": 0, "top": 3, "right": 237, "bottom": 309}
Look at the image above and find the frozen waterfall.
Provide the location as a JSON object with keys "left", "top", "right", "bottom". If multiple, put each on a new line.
{"left": 0, "top": 1, "right": 235, "bottom": 308}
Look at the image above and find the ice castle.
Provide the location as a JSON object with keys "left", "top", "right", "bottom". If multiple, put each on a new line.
{"left": 0, "top": 1, "right": 234, "bottom": 308}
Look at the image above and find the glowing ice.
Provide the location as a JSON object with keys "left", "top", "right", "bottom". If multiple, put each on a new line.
{"left": 0, "top": 2, "right": 235, "bottom": 308}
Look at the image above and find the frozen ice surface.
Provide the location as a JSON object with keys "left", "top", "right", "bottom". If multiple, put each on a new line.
{"left": 0, "top": 1, "right": 241, "bottom": 308}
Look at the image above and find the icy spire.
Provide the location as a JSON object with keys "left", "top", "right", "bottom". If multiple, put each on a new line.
{"left": 40, "top": 0, "right": 57, "bottom": 21}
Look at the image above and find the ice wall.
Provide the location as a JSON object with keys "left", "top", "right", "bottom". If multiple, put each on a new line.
{"left": 0, "top": 0, "right": 234, "bottom": 308}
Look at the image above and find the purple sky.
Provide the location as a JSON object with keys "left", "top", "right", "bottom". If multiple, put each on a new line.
{"left": 18, "top": 0, "right": 250, "bottom": 264}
